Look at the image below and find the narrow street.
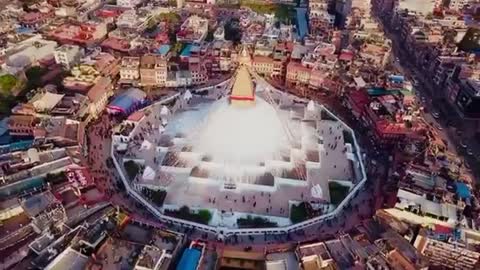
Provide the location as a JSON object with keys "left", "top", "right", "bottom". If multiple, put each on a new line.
{"left": 378, "top": 15, "right": 480, "bottom": 183}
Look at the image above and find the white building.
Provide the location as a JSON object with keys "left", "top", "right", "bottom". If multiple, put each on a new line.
{"left": 177, "top": 15, "right": 209, "bottom": 43}
{"left": 309, "top": 0, "right": 336, "bottom": 26}
{"left": 117, "top": 0, "right": 142, "bottom": 8}
{"left": 54, "top": 45, "right": 83, "bottom": 69}
{"left": 116, "top": 9, "right": 141, "bottom": 29}
{"left": 435, "top": 0, "right": 473, "bottom": 11}
{"left": 120, "top": 56, "right": 140, "bottom": 81}
{"left": 5, "top": 37, "right": 58, "bottom": 73}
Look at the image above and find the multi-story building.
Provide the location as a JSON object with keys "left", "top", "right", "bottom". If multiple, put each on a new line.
{"left": 252, "top": 56, "right": 274, "bottom": 77}
{"left": 177, "top": 15, "right": 209, "bottom": 43}
{"left": 49, "top": 21, "right": 108, "bottom": 46}
{"left": 54, "top": 44, "right": 83, "bottom": 70}
{"left": 448, "top": 78, "right": 480, "bottom": 119}
{"left": 20, "top": 10, "right": 55, "bottom": 30}
{"left": 296, "top": 242, "right": 337, "bottom": 269}
{"left": 286, "top": 62, "right": 311, "bottom": 86}
{"left": 254, "top": 39, "right": 275, "bottom": 57}
{"left": 6, "top": 37, "right": 58, "bottom": 73}
{"left": 7, "top": 115, "right": 38, "bottom": 137}
{"left": 309, "top": 0, "right": 336, "bottom": 33}
{"left": 435, "top": 0, "right": 472, "bottom": 11}
{"left": 190, "top": 64, "right": 208, "bottom": 85}
{"left": 120, "top": 57, "right": 140, "bottom": 81}
{"left": 414, "top": 232, "right": 480, "bottom": 269}
{"left": 139, "top": 54, "right": 168, "bottom": 87}
{"left": 86, "top": 77, "right": 114, "bottom": 119}
{"left": 116, "top": 0, "right": 141, "bottom": 8}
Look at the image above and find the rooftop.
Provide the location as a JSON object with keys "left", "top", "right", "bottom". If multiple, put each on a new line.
{"left": 44, "top": 247, "right": 89, "bottom": 270}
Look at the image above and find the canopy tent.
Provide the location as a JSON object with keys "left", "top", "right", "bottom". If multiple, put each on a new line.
{"left": 107, "top": 88, "right": 146, "bottom": 114}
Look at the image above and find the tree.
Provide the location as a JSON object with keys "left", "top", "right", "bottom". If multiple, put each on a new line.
{"left": 0, "top": 95, "right": 15, "bottom": 116}
{"left": 458, "top": 28, "right": 480, "bottom": 53}
{"left": 45, "top": 171, "right": 67, "bottom": 185}
{"left": 25, "top": 66, "right": 47, "bottom": 90}
{"left": 275, "top": 4, "right": 291, "bottom": 24}
{"left": 443, "top": 29, "right": 457, "bottom": 45}
{"left": 197, "top": 209, "right": 212, "bottom": 224}
{"left": 0, "top": 74, "right": 18, "bottom": 96}
{"left": 224, "top": 19, "right": 242, "bottom": 44}
{"left": 241, "top": 1, "right": 276, "bottom": 14}
{"left": 237, "top": 215, "right": 277, "bottom": 228}
{"left": 146, "top": 18, "right": 158, "bottom": 31}
{"left": 329, "top": 182, "right": 350, "bottom": 205}
{"left": 290, "top": 202, "right": 310, "bottom": 223}
{"left": 405, "top": 121, "right": 413, "bottom": 129}
{"left": 165, "top": 206, "right": 212, "bottom": 224}
{"left": 123, "top": 160, "right": 140, "bottom": 180}
{"left": 142, "top": 188, "right": 167, "bottom": 206}
{"left": 205, "top": 30, "right": 214, "bottom": 42}
{"left": 157, "top": 12, "right": 181, "bottom": 24}
{"left": 172, "top": 42, "right": 184, "bottom": 54}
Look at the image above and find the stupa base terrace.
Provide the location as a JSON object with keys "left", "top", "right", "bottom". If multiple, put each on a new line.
{"left": 111, "top": 69, "right": 366, "bottom": 234}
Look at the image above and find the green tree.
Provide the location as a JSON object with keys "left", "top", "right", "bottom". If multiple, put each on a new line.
{"left": 290, "top": 202, "right": 310, "bottom": 223}
{"left": 329, "top": 182, "right": 350, "bottom": 205}
{"left": 197, "top": 209, "right": 212, "bottom": 224}
{"left": 458, "top": 28, "right": 480, "bottom": 52}
{"left": 172, "top": 42, "right": 184, "bottom": 54}
{"left": 25, "top": 66, "right": 47, "bottom": 90}
{"left": 157, "top": 12, "right": 181, "bottom": 24}
{"left": 45, "top": 171, "right": 67, "bottom": 185}
{"left": 275, "top": 4, "right": 292, "bottom": 24}
{"left": 0, "top": 95, "right": 15, "bottom": 116}
{"left": 224, "top": 19, "right": 242, "bottom": 44}
{"left": 205, "top": 30, "right": 214, "bottom": 42}
{"left": 142, "top": 188, "right": 167, "bottom": 206}
{"left": 124, "top": 160, "right": 140, "bottom": 180}
{"left": 237, "top": 215, "right": 277, "bottom": 228}
{"left": 0, "top": 74, "right": 18, "bottom": 96}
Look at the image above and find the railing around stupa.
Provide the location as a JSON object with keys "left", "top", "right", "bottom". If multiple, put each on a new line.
{"left": 110, "top": 76, "right": 368, "bottom": 237}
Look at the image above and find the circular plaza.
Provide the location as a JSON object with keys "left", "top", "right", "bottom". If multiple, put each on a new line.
{"left": 110, "top": 66, "right": 367, "bottom": 235}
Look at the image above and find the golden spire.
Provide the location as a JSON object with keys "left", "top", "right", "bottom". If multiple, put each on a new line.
{"left": 230, "top": 65, "right": 255, "bottom": 107}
